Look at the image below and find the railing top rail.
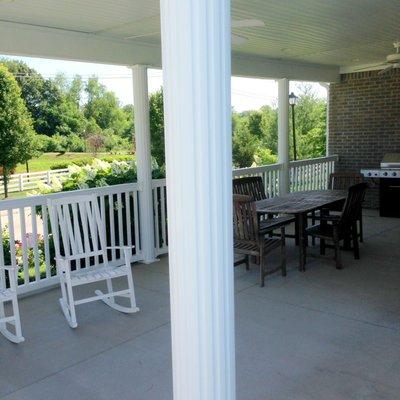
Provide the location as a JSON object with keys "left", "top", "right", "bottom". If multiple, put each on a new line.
{"left": 152, "top": 178, "right": 167, "bottom": 187}
{"left": 0, "top": 182, "right": 139, "bottom": 210}
{"left": 233, "top": 162, "right": 283, "bottom": 176}
{"left": 289, "top": 155, "right": 338, "bottom": 167}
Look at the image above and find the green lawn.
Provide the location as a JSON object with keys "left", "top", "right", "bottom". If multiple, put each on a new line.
{"left": 15, "top": 152, "right": 128, "bottom": 173}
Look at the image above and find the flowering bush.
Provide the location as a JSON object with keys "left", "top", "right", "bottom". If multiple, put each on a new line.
{"left": 1, "top": 228, "right": 56, "bottom": 284}
{"left": 31, "top": 158, "right": 165, "bottom": 195}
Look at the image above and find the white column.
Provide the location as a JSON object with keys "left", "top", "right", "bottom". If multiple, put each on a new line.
{"left": 131, "top": 65, "right": 157, "bottom": 263}
{"left": 278, "top": 78, "right": 290, "bottom": 195}
{"left": 321, "top": 83, "right": 330, "bottom": 156}
{"left": 160, "top": 1, "right": 235, "bottom": 399}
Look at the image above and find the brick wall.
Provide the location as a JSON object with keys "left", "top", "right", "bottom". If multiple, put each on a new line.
{"left": 329, "top": 69, "right": 400, "bottom": 208}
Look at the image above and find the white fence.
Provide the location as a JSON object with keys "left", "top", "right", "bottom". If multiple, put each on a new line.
{"left": 0, "top": 155, "right": 337, "bottom": 295}
{"left": 0, "top": 169, "right": 69, "bottom": 195}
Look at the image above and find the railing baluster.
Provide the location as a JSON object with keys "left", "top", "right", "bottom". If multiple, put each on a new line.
{"left": 125, "top": 192, "right": 132, "bottom": 248}
{"left": 160, "top": 184, "right": 167, "bottom": 251}
{"left": 31, "top": 206, "right": 40, "bottom": 282}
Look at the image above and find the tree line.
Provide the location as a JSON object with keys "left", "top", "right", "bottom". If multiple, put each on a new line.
{"left": 0, "top": 58, "right": 326, "bottom": 197}
{"left": 232, "top": 84, "right": 327, "bottom": 168}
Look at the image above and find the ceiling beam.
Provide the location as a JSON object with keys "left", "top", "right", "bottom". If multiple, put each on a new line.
{"left": 0, "top": 20, "right": 340, "bottom": 82}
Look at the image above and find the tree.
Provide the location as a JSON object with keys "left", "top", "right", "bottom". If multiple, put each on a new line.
{"left": 232, "top": 112, "right": 259, "bottom": 168}
{"left": 86, "top": 134, "right": 105, "bottom": 156}
{"left": 19, "top": 134, "right": 42, "bottom": 173}
{"left": 0, "top": 65, "right": 36, "bottom": 197}
{"left": 291, "top": 83, "right": 327, "bottom": 159}
{"left": 2, "top": 60, "right": 86, "bottom": 137}
{"left": 149, "top": 89, "right": 165, "bottom": 166}
{"left": 84, "top": 77, "right": 131, "bottom": 137}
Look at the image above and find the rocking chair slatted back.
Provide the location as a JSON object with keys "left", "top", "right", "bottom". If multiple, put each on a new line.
{"left": 233, "top": 176, "right": 267, "bottom": 201}
{"left": 48, "top": 195, "right": 108, "bottom": 263}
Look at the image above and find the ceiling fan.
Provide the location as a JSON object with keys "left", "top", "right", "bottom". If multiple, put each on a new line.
{"left": 356, "top": 42, "right": 400, "bottom": 75}
{"left": 125, "top": 18, "right": 265, "bottom": 45}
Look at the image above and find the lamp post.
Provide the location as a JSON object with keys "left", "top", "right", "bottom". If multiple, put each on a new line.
{"left": 288, "top": 92, "right": 299, "bottom": 161}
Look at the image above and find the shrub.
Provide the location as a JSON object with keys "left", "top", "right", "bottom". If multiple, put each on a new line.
{"left": 1, "top": 228, "right": 56, "bottom": 285}
{"left": 33, "top": 157, "right": 165, "bottom": 195}
{"left": 50, "top": 154, "right": 134, "bottom": 170}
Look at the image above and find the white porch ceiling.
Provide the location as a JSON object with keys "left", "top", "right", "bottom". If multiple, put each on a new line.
{"left": 0, "top": 0, "right": 399, "bottom": 81}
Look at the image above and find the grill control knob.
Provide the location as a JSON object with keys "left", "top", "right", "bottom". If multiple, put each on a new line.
{"left": 392, "top": 172, "right": 397, "bottom": 177}
{"left": 383, "top": 172, "right": 388, "bottom": 176}
{"left": 368, "top": 172, "right": 372, "bottom": 176}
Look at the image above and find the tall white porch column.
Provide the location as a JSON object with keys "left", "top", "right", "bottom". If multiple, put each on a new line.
{"left": 278, "top": 78, "right": 290, "bottom": 195}
{"left": 160, "top": 1, "right": 235, "bottom": 399}
{"left": 320, "top": 82, "right": 330, "bottom": 156}
{"left": 131, "top": 65, "right": 157, "bottom": 263}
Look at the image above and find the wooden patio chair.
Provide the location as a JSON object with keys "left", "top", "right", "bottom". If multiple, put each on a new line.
{"left": 48, "top": 194, "right": 139, "bottom": 329}
{"left": 306, "top": 182, "right": 368, "bottom": 269}
{"left": 233, "top": 176, "right": 295, "bottom": 228}
{"left": 0, "top": 265, "right": 24, "bottom": 343}
{"left": 233, "top": 194, "right": 286, "bottom": 287}
{"left": 310, "top": 172, "right": 365, "bottom": 243}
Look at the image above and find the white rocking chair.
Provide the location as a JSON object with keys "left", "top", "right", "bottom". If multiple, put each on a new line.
{"left": 0, "top": 265, "right": 24, "bottom": 343}
{"left": 48, "top": 194, "right": 139, "bottom": 329}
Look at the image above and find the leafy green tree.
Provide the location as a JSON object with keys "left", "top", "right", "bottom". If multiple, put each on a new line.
{"left": 84, "top": 77, "right": 131, "bottom": 137}
{"left": 2, "top": 60, "right": 86, "bottom": 137}
{"left": 0, "top": 65, "right": 36, "bottom": 197}
{"left": 19, "top": 134, "right": 42, "bottom": 173}
{"left": 149, "top": 89, "right": 165, "bottom": 166}
{"left": 232, "top": 113, "right": 259, "bottom": 167}
{"left": 260, "top": 105, "right": 278, "bottom": 154}
{"left": 291, "top": 84, "right": 326, "bottom": 159}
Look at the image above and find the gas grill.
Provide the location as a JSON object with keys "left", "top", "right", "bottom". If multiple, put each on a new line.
{"left": 361, "top": 153, "right": 400, "bottom": 218}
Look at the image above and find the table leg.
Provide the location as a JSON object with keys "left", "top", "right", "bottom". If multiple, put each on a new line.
{"left": 294, "top": 215, "right": 300, "bottom": 246}
{"left": 298, "top": 213, "right": 307, "bottom": 271}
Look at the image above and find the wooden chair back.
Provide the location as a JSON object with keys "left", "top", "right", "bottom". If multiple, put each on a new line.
{"left": 233, "top": 194, "right": 259, "bottom": 243}
{"left": 233, "top": 176, "right": 266, "bottom": 201}
{"left": 47, "top": 194, "right": 108, "bottom": 263}
{"left": 329, "top": 172, "right": 364, "bottom": 190}
{"left": 339, "top": 183, "right": 368, "bottom": 230}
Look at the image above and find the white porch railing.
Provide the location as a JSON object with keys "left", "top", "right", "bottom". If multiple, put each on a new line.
{"left": 0, "top": 169, "right": 69, "bottom": 195}
{"left": 0, "top": 183, "right": 141, "bottom": 294}
{"left": 0, "top": 155, "right": 337, "bottom": 295}
{"left": 232, "top": 155, "right": 338, "bottom": 195}
{"left": 290, "top": 155, "right": 338, "bottom": 192}
{"left": 233, "top": 163, "right": 283, "bottom": 197}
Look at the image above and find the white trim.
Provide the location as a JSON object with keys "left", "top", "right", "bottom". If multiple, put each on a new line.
{"left": 0, "top": 20, "right": 340, "bottom": 82}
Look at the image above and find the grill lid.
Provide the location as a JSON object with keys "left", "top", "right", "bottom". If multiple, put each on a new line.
{"left": 381, "top": 153, "right": 400, "bottom": 169}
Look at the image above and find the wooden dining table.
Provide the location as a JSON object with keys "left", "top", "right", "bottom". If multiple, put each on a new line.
{"left": 255, "top": 189, "right": 347, "bottom": 271}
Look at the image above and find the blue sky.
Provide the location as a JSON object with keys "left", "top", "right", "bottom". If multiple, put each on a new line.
{"left": 1, "top": 55, "right": 326, "bottom": 112}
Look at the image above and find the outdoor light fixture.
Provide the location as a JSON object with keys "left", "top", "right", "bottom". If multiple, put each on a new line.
{"left": 288, "top": 92, "right": 299, "bottom": 161}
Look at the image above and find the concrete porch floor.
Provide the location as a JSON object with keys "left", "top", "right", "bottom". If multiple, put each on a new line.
{"left": 1, "top": 210, "right": 400, "bottom": 400}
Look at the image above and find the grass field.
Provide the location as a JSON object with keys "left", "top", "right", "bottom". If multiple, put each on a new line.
{"left": 14, "top": 152, "right": 127, "bottom": 173}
